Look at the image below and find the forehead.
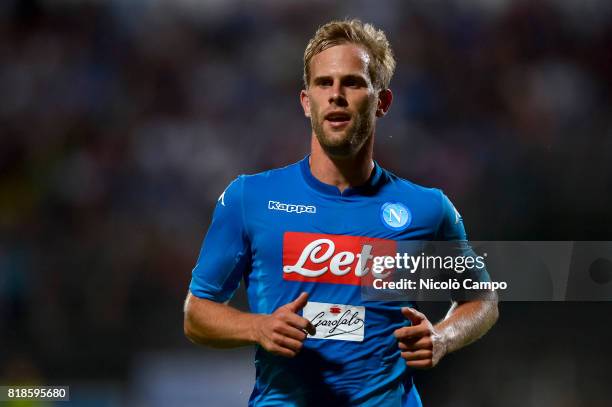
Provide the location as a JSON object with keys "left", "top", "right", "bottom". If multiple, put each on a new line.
{"left": 309, "top": 43, "right": 371, "bottom": 79}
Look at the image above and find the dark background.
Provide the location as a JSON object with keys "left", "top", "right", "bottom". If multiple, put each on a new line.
{"left": 1, "top": 0, "right": 611, "bottom": 406}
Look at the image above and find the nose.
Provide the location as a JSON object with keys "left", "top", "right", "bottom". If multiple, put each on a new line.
{"left": 328, "top": 83, "right": 348, "bottom": 107}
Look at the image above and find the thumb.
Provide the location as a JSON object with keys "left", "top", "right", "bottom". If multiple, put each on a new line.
{"left": 286, "top": 292, "right": 309, "bottom": 313}
{"left": 401, "top": 307, "right": 424, "bottom": 325}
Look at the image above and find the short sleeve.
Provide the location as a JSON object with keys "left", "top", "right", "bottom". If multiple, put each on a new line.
{"left": 435, "top": 191, "right": 492, "bottom": 297}
{"left": 189, "top": 176, "right": 251, "bottom": 302}
{"left": 435, "top": 191, "right": 467, "bottom": 241}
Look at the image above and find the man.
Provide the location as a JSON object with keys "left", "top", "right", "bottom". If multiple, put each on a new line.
{"left": 184, "top": 19, "right": 498, "bottom": 406}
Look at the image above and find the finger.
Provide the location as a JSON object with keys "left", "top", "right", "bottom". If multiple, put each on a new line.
{"left": 273, "top": 333, "right": 304, "bottom": 353}
{"left": 398, "top": 336, "right": 432, "bottom": 351}
{"left": 276, "top": 324, "right": 308, "bottom": 342}
{"left": 401, "top": 350, "right": 433, "bottom": 361}
{"left": 285, "top": 312, "right": 316, "bottom": 336}
{"left": 305, "top": 321, "right": 316, "bottom": 336}
{"left": 285, "top": 292, "right": 309, "bottom": 313}
{"left": 401, "top": 307, "right": 425, "bottom": 325}
{"left": 393, "top": 325, "right": 429, "bottom": 340}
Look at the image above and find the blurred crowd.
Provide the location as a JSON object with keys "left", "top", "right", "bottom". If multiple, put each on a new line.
{"left": 0, "top": 0, "right": 611, "bottom": 405}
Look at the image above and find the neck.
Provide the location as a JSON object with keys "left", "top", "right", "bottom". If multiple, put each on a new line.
{"left": 309, "top": 134, "right": 375, "bottom": 192}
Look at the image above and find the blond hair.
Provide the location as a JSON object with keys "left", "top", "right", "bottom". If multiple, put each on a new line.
{"left": 303, "top": 19, "right": 396, "bottom": 90}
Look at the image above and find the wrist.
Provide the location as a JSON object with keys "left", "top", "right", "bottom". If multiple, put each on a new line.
{"left": 248, "top": 313, "right": 265, "bottom": 345}
{"left": 433, "top": 323, "right": 452, "bottom": 357}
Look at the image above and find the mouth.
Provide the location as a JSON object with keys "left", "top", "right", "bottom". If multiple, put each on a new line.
{"left": 324, "top": 111, "right": 351, "bottom": 129}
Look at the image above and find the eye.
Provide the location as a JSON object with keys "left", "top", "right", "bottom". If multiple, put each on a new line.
{"left": 343, "top": 76, "right": 366, "bottom": 88}
{"left": 344, "top": 78, "right": 358, "bottom": 87}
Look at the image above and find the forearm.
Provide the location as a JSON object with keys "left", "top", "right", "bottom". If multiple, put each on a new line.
{"left": 435, "top": 298, "right": 499, "bottom": 354}
{"left": 183, "top": 292, "right": 263, "bottom": 348}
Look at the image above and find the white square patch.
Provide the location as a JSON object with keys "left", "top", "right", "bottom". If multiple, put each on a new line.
{"left": 303, "top": 302, "right": 365, "bottom": 342}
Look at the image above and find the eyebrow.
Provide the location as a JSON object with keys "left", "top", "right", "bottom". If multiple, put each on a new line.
{"left": 312, "top": 74, "right": 369, "bottom": 85}
{"left": 312, "top": 76, "right": 332, "bottom": 85}
{"left": 342, "top": 74, "right": 368, "bottom": 85}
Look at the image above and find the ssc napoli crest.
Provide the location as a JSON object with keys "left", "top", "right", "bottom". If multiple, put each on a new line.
{"left": 380, "top": 202, "right": 412, "bottom": 231}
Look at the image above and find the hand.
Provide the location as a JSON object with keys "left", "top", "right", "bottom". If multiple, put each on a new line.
{"left": 394, "top": 307, "right": 447, "bottom": 369}
{"left": 253, "top": 292, "right": 316, "bottom": 358}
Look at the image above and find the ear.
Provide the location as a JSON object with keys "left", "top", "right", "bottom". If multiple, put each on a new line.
{"left": 376, "top": 89, "right": 393, "bottom": 118}
{"left": 300, "top": 89, "right": 311, "bottom": 118}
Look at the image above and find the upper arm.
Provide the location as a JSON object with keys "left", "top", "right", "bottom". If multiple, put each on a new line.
{"left": 435, "top": 191, "right": 467, "bottom": 241}
{"left": 435, "top": 191, "right": 493, "bottom": 298}
{"left": 184, "top": 291, "right": 217, "bottom": 319}
{"left": 183, "top": 291, "right": 217, "bottom": 342}
{"left": 189, "top": 176, "right": 251, "bottom": 303}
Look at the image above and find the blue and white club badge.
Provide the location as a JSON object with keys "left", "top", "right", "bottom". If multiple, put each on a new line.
{"left": 380, "top": 202, "right": 412, "bottom": 231}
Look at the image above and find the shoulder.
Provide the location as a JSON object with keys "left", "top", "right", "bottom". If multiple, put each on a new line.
{"left": 382, "top": 167, "right": 465, "bottom": 238}
{"left": 378, "top": 165, "right": 456, "bottom": 231}
{"left": 238, "top": 160, "right": 303, "bottom": 192}
{"left": 381, "top": 166, "right": 446, "bottom": 207}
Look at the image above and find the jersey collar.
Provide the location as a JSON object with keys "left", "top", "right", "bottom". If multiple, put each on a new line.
{"left": 299, "top": 155, "right": 385, "bottom": 197}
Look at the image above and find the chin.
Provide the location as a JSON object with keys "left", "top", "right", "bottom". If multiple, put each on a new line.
{"left": 324, "top": 133, "right": 350, "bottom": 146}
{"left": 320, "top": 138, "right": 362, "bottom": 158}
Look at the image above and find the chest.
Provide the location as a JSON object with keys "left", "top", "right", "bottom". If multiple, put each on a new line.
{"left": 247, "top": 192, "right": 441, "bottom": 274}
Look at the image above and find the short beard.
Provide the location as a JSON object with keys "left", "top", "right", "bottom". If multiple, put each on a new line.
{"left": 311, "top": 108, "right": 375, "bottom": 158}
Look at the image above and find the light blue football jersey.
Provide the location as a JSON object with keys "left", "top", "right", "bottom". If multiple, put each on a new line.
{"left": 190, "top": 156, "right": 473, "bottom": 406}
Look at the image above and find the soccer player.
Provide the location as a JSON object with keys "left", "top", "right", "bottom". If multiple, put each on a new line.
{"left": 184, "top": 19, "right": 498, "bottom": 406}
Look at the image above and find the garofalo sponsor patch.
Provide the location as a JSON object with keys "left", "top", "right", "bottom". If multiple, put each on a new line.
{"left": 303, "top": 302, "right": 365, "bottom": 342}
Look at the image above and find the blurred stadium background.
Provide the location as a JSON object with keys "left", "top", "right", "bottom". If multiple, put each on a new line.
{"left": 1, "top": 0, "right": 611, "bottom": 405}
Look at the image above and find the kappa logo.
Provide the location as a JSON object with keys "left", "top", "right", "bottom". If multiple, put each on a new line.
{"left": 268, "top": 200, "right": 316, "bottom": 214}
